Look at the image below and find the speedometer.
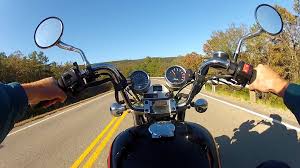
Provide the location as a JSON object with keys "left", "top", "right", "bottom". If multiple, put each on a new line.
{"left": 165, "top": 65, "right": 187, "bottom": 89}
{"left": 129, "top": 70, "right": 150, "bottom": 93}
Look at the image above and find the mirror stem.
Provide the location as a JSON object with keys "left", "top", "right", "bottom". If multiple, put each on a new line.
{"left": 56, "top": 41, "right": 90, "bottom": 66}
{"left": 233, "top": 29, "right": 263, "bottom": 62}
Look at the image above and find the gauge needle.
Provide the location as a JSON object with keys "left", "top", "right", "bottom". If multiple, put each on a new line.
{"left": 172, "top": 71, "right": 176, "bottom": 77}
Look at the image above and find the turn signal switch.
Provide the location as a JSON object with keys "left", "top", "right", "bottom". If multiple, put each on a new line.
{"left": 110, "top": 103, "right": 126, "bottom": 117}
{"left": 192, "top": 99, "right": 208, "bottom": 113}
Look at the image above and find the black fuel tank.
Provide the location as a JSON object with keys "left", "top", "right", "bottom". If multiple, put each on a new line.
{"left": 108, "top": 121, "right": 220, "bottom": 168}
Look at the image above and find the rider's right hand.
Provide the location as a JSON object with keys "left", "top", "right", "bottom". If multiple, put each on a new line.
{"left": 248, "top": 64, "right": 289, "bottom": 97}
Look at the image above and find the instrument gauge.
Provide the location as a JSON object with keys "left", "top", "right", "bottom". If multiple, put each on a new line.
{"left": 129, "top": 70, "right": 150, "bottom": 93}
{"left": 165, "top": 65, "right": 187, "bottom": 89}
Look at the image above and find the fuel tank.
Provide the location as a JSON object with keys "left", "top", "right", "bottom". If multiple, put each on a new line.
{"left": 108, "top": 121, "right": 221, "bottom": 168}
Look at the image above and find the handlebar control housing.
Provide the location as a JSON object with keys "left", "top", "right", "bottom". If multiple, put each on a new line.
{"left": 57, "top": 62, "right": 86, "bottom": 96}
{"left": 233, "top": 61, "right": 254, "bottom": 86}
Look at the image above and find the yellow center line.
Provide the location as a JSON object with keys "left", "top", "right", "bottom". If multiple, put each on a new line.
{"left": 70, "top": 117, "right": 118, "bottom": 168}
{"left": 83, "top": 111, "right": 129, "bottom": 168}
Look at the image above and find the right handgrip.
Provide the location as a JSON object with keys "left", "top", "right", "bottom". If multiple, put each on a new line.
{"left": 249, "top": 69, "right": 263, "bottom": 99}
{"left": 249, "top": 69, "right": 257, "bottom": 84}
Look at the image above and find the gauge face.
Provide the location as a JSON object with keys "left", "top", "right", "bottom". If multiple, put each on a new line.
{"left": 130, "top": 70, "right": 150, "bottom": 93}
{"left": 165, "top": 65, "right": 187, "bottom": 88}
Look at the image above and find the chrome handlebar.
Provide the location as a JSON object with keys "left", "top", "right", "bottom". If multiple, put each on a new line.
{"left": 88, "top": 63, "right": 144, "bottom": 112}
{"left": 177, "top": 56, "right": 232, "bottom": 109}
{"left": 198, "top": 57, "right": 231, "bottom": 76}
{"left": 89, "top": 63, "right": 124, "bottom": 83}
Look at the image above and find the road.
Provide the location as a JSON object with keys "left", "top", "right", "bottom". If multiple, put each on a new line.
{"left": 0, "top": 79, "right": 300, "bottom": 168}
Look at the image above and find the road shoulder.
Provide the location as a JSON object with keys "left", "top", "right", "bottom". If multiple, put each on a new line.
{"left": 201, "top": 90, "right": 299, "bottom": 127}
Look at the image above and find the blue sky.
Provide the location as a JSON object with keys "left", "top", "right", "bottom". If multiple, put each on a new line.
{"left": 0, "top": 0, "right": 294, "bottom": 64}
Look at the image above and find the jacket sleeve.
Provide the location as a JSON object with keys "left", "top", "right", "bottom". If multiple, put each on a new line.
{"left": 0, "top": 82, "right": 28, "bottom": 143}
{"left": 283, "top": 83, "right": 300, "bottom": 125}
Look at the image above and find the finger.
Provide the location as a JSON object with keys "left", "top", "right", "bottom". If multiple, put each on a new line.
{"left": 248, "top": 84, "right": 255, "bottom": 91}
{"left": 43, "top": 99, "right": 59, "bottom": 108}
{"left": 57, "top": 93, "right": 67, "bottom": 103}
{"left": 56, "top": 86, "right": 67, "bottom": 102}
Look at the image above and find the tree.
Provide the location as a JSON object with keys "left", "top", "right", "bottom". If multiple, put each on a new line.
{"left": 0, "top": 52, "right": 6, "bottom": 58}
{"left": 294, "top": 0, "right": 300, "bottom": 15}
{"left": 203, "top": 24, "right": 247, "bottom": 58}
{"left": 177, "top": 52, "right": 204, "bottom": 71}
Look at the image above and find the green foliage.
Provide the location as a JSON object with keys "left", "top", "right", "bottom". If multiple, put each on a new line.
{"left": 111, "top": 53, "right": 204, "bottom": 77}
{"left": 206, "top": 84, "right": 286, "bottom": 110}
{"left": 214, "top": 84, "right": 250, "bottom": 101}
{"left": 203, "top": 24, "right": 248, "bottom": 58}
{"left": 114, "top": 57, "right": 171, "bottom": 77}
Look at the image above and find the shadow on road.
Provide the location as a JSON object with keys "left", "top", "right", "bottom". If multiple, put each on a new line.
{"left": 216, "top": 114, "right": 300, "bottom": 168}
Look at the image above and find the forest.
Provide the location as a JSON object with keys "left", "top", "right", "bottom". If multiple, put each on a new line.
{"left": 0, "top": 1, "right": 299, "bottom": 119}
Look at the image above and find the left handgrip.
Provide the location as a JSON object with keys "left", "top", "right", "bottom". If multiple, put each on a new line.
{"left": 35, "top": 62, "right": 86, "bottom": 108}
{"left": 57, "top": 77, "right": 67, "bottom": 92}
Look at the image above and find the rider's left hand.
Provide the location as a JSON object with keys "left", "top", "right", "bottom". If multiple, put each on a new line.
{"left": 21, "top": 77, "right": 67, "bottom": 106}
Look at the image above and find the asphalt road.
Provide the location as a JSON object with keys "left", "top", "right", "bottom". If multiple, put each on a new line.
{"left": 0, "top": 79, "right": 299, "bottom": 168}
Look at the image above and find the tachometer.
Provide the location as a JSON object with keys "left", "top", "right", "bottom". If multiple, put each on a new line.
{"left": 165, "top": 65, "right": 187, "bottom": 89}
{"left": 129, "top": 70, "right": 150, "bottom": 93}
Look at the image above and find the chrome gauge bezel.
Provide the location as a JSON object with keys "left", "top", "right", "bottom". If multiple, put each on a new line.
{"left": 164, "top": 65, "right": 187, "bottom": 89}
{"left": 129, "top": 70, "right": 151, "bottom": 93}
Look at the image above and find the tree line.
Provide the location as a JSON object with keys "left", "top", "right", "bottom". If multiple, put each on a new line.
{"left": 0, "top": 51, "right": 72, "bottom": 83}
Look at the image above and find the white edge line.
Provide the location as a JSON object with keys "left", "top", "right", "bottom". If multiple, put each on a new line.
{"left": 151, "top": 79, "right": 300, "bottom": 132}
{"left": 184, "top": 88, "right": 300, "bottom": 132}
{"left": 199, "top": 92, "right": 300, "bottom": 132}
{"left": 7, "top": 92, "right": 114, "bottom": 136}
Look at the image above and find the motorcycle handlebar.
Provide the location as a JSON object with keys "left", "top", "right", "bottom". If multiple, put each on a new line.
{"left": 55, "top": 56, "right": 257, "bottom": 111}
{"left": 87, "top": 63, "right": 145, "bottom": 112}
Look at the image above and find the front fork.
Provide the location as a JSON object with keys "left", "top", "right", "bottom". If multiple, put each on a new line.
{"left": 132, "top": 113, "right": 146, "bottom": 126}
{"left": 177, "top": 110, "right": 186, "bottom": 122}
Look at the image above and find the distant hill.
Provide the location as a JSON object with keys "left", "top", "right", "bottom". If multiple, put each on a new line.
{"left": 103, "top": 52, "right": 204, "bottom": 77}
{"left": 106, "top": 56, "right": 182, "bottom": 77}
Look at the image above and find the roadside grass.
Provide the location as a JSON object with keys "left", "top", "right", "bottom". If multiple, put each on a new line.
{"left": 205, "top": 84, "right": 287, "bottom": 110}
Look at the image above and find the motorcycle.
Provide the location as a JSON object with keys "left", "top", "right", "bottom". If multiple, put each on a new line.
{"left": 33, "top": 4, "right": 284, "bottom": 168}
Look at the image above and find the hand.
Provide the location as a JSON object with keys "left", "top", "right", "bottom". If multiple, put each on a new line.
{"left": 21, "top": 77, "right": 67, "bottom": 107}
{"left": 249, "top": 64, "right": 289, "bottom": 97}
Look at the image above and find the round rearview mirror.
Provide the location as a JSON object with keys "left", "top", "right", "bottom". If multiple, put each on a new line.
{"left": 34, "top": 17, "right": 64, "bottom": 49}
{"left": 255, "top": 4, "right": 283, "bottom": 35}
